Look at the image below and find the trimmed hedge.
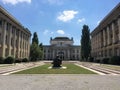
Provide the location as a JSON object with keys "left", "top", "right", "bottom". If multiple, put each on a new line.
{"left": 4, "top": 56, "right": 15, "bottom": 64}
{"left": 15, "top": 58, "right": 22, "bottom": 63}
{"left": 22, "top": 58, "right": 29, "bottom": 62}
{"left": 102, "top": 58, "right": 109, "bottom": 64}
{"left": 109, "top": 56, "right": 120, "bottom": 65}
{"left": 94, "top": 59, "right": 100, "bottom": 63}
{"left": 0, "top": 57, "right": 4, "bottom": 64}
{"left": 88, "top": 57, "right": 94, "bottom": 62}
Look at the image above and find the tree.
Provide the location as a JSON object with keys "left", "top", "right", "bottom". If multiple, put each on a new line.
{"left": 32, "top": 32, "right": 39, "bottom": 45}
{"left": 39, "top": 43, "right": 43, "bottom": 59}
{"left": 30, "top": 43, "right": 42, "bottom": 61}
{"left": 81, "top": 25, "right": 91, "bottom": 61}
{"left": 39, "top": 43, "right": 43, "bottom": 51}
{"left": 30, "top": 32, "right": 43, "bottom": 61}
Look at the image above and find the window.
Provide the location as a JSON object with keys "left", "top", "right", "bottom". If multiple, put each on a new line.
{"left": 6, "top": 23, "right": 9, "bottom": 31}
{"left": 11, "top": 38, "right": 12, "bottom": 46}
{"left": 0, "top": 33, "right": 1, "bottom": 43}
{"left": 12, "top": 27, "right": 14, "bottom": 34}
{"left": 5, "top": 35, "right": 8, "bottom": 45}
{"left": 0, "top": 20, "right": 2, "bottom": 28}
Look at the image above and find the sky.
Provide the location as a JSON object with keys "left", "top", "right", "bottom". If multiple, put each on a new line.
{"left": 0, "top": 0, "right": 120, "bottom": 45}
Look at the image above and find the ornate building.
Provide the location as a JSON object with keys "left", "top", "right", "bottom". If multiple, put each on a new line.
{"left": 43, "top": 37, "right": 81, "bottom": 60}
{"left": 0, "top": 5, "right": 31, "bottom": 59}
{"left": 91, "top": 3, "right": 120, "bottom": 60}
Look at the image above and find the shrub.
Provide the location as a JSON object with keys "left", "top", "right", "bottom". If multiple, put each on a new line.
{"left": 4, "top": 56, "right": 15, "bottom": 64}
{"left": 94, "top": 59, "right": 100, "bottom": 63}
{"left": 22, "top": 58, "right": 29, "bottom": 62}
{"left": 0, "top": 57, "right": 4, "bottom": 64}
{"left": 88, "top": 57, "right": 94, "bottom": 62}
{"left": 102, "top": 58, "right": 109, "bottom": 64}
{"left": 15, "top": 58, "right": 22, "bottom": 63}
{"left": 109, "top": 56, "right": 120, "bottom": 65}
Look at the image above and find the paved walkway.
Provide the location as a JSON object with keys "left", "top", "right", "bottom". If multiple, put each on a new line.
{"left": 76, "top": 62, "right": 120, "bottom": 75}
{"left": 0, "top": 62, "right": 44, "bottom": 75}
{"left": 0, "top": 75, "right": 120, "bottom": 90}
{"left": 0, "top": 61, "right": 120, "bottom": 90}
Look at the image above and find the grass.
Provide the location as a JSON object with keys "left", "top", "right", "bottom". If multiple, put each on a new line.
{"left": 13, "top": 63, "right": 96, "bottom": 74}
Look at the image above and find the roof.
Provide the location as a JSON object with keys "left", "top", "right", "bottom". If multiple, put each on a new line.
{"left": 53, "top": 37, "right": 71, "bottom": 41}
{"left": 91, "top": 2, "right": 120, "bottom": 36}
{"left": 0, "top": 5, "right": 31, "bottom": 35}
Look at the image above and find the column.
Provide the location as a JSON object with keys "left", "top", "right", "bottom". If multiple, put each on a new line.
{"left": 103, "top": 29, "right": 106, "bottom": 47}
{"left": 117, "top": 18, "right": 120, "bottom": 56}
{"left": 23, "top": 33, "right": 25, "bottom": 58}
{"left": 99, "top": 32, "right": 102, "bottom": 48}
{"left": 17, "top": 30, "right": 21, "bottom": 58}
{"left": 13, "top": 28, "right": 16, "bottom": 58}
{"left": 28, "top": 35, "right": 31, "bottom": 59}
{"left": 1, "top": 20, "right": 7, "bottom": 57}
{"left": 107, "top": 26, "right": 110, "bottom": 45}
{"left": 52, "top": 49, "right": 55, "bottom": 59}
{"left": 112, "top": 22, "right": 116, "bottom": 44}
{"left": 8, "top": 24, "right": 12, "bottom": 56}
{"left": 118, "top": 18, "right": 120, "bottom": 42}
{"left": 67, "top": 49, "right": 70, "bottom": 60}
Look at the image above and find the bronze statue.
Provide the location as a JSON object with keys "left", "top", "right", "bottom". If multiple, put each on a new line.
{"left": 52, "top": 55, "right": 62, "bottom": 68}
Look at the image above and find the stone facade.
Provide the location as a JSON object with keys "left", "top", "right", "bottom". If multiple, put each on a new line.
{"left": 91, "top": 3, "right": 120, "bottom": 60}
{"left": 43, "top": 37, "right": 81, "bottom": 60}
{"left": 0, "top": 5, "right": 31, "bottom": 59}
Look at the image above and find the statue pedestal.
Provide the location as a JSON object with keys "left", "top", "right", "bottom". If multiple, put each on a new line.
{"left": 48, "top": 66, "right": 67, "bottom": 69}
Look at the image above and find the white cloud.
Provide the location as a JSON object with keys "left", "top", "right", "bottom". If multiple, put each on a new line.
{"left": 43, "top": 29, "right": 49, "bottom": 35}
{"left": 78, "top": 18, "right": 85, "bottom": 23}
{"left": 57, "top": 10, "right": 78, "bottom": 22}
{"left": 97, "top": 20, "right": 101, "bottom": 25}
{"left": 47, "top": 0, "right": 63, "bottom": 5}
{"left": 2, "top": 0, "right": 31, "bottom": 5}
{"left": 43, "top": 29, "right": 54, "bottom": 35}
{"left": 57, "top": 30, "right": 65, "bottom": 35}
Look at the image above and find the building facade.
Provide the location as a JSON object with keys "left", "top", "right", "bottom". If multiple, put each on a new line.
{"left": 91, "top": 3, "right": 120, "bottom": 60}
{"left": 43, "top": 37, "right": 81, "bottom": 60}
{"left": 0, "top": 5, "right": 31, "bottom": 59}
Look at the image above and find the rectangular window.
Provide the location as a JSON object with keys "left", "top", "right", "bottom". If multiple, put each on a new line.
{"left": 6, "top": 23, "right": 9, "bottom": 31}
{"left": 0, "top": 20, "right": 2, "bottom": 28}
{"left": 0, "top": 33, "right": 2, "bottom": 43}
{"left": 5, "top": 35, "right": 7, "bottom": 45}
{"left": 12, "top": 27, "right": 14, "bottom": 34}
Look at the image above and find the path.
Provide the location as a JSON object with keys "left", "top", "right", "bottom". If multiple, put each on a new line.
{"left": 0, "top": 62, "right": 44, "bottom": 75}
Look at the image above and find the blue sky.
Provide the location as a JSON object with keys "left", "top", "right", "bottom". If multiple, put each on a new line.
{"left": 0, "top": 0, "right": 120, "bottom": 45}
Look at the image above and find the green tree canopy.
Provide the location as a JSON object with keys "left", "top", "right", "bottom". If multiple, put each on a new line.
{"left": 81, "top": 25, "right": 91, "bottom": 61}
{"left": 30, "top": 32, "right": 43, "bottom": 61}
{"left": 30, "top": 43, "right": 42, "bottom": 61}
{"left": 32, "top": 32, "right": 39, "bottom": 45}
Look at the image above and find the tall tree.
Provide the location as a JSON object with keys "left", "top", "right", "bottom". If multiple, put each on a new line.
{"left": 81, "top": 25, "right": 91, "bottom": 61}
{"left": 30, "top": 32, "right": 43, "bottom": 61}
{"left": 30, "top": 43, "right": 42, "bottom": 61}
{"left": 32, "top": 32, "right": 39, "bottom": 45}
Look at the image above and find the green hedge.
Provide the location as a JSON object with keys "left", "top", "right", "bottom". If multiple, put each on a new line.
{"left": 88, "top": 57, "right": 94, "bottom": 62}
{"left": 15, "top": 58, "right": 22, "bottom": 63}
{"left": 109, "top": 56, "right": 120, "bottom": 65}
{"left": 4, "top": 56, "right": 15, "bottom": 64}
{"left": 22, "top": 58, "right": 29, "bottom": 62}
{"left": 0, "top": 57, "right": 4, "bottom": 64}
{"left": 102, "top": 58, "right": 109, "bottom": 64}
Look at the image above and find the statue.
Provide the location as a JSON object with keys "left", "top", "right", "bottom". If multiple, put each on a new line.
{"left": 52, "top": 55, "right": 62, "bottom": 68}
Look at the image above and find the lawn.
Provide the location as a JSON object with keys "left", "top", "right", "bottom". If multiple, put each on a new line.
{"left": 13, "top": 63, "right": 96, "bottom": 74}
